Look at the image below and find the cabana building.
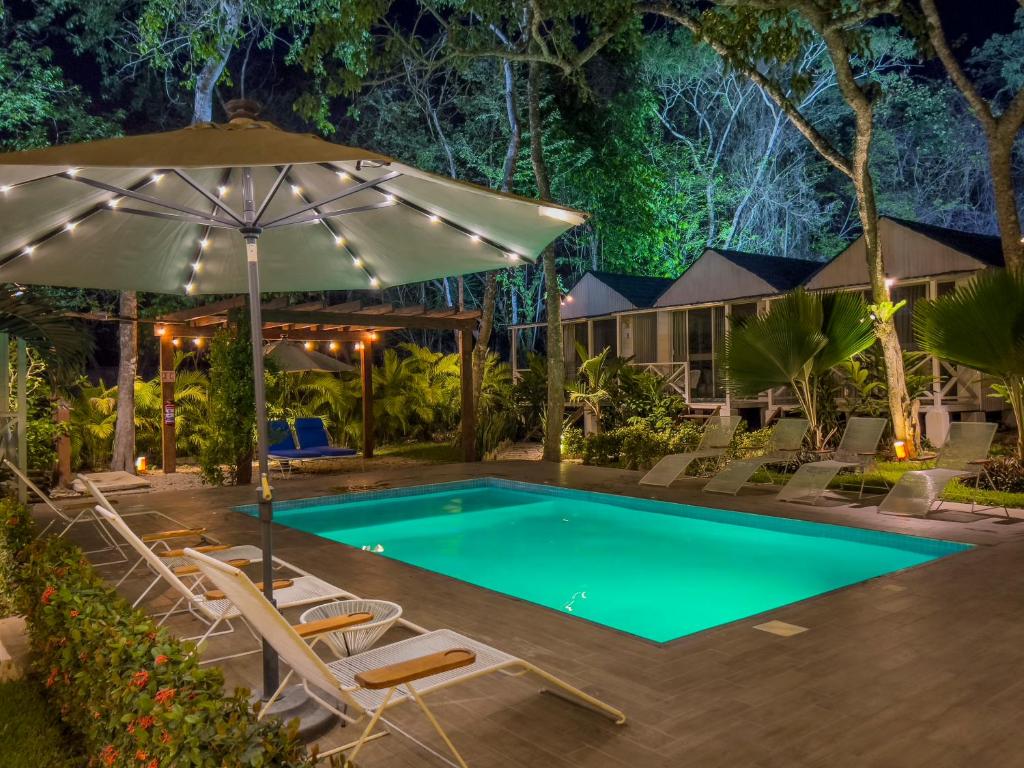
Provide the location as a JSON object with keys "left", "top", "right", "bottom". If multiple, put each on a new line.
{"left": 511, "top": 217, "right": 1009, "bottom": 440}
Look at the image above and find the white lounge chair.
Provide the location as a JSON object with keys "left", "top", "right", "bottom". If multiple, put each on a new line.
{"left": 4, "top": 459, "right": 190, "bottom": 565}
{"left": 879, "top": 421, "right": 998, "bottom": 517}
{"left": 639, "top": 414, "right": 742, "bottom": 486}
{"left": 704, "top": 418, "right": 809, "bottom": 495}
{"left": 95, "top": 506, "right": 352, "bottom": 663}
{"left": 777, "top": 416, "right": 887, "bottom": 503}
{"left": 184, "top": 547, "right": 627, "bottom": 768}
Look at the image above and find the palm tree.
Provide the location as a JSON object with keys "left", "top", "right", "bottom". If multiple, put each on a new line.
{"left": 0, "top": 287, "right": 92, "bottom": 382}
{"left": 566, "top": 343, "right": 625, "bottom": 434}
{"left": 720, "top": 289, "right": 876, "bottom": 449}
{"left": 915, "top": 269, "right": 1024, "bottom": 458}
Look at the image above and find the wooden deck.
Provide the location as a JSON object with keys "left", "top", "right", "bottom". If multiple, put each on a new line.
{"left": 52, "top": 462, "right": 1024, "bottom": 768}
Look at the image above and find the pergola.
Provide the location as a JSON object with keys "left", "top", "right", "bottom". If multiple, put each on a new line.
{"left": 153, "top": 297, "right": 481, "bottom": 470}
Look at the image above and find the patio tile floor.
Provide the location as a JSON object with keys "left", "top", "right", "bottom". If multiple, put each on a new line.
{"left": 47, "top": 460, "right": 1024, "bottom": 767}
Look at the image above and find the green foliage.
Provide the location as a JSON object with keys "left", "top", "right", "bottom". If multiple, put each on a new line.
{"left": 0, "top": 680, "right": 85, "bottom": 768}
{"left": 566, "top": 343, "right": 625, "bottom": 431}
{"left": 721, "top": 289, "right": 876, "bottom": 447}
{"left": 561, "top": 426, "right": 585, "bottom": 459}
{"left": 199, "top": 315, "right": 255, "bottom": 485}
{"left": 0, "top": 498, "right": 315, "bottom": 768}
{"left": 915, "top": 269, "right": 1024, "bottom": 457}
{"left": 604, "top": 365, "right": 689, "bottom": 432}
{"left": 839, "top": 348, "right": 933, "bottom": 418}
{"left": 582, "top": 421, "right": 704, "bottom": 471}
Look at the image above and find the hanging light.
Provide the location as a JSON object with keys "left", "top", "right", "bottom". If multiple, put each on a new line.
{"left": 334, "top": 235, "right": 345, "bottom": 246}
{"left": 336, "top": 171, "right": 350, "bottom": 181}
{"left": 150, "top": 173, "right": 164, "bottom": 183}
{"left": 64, "top": 221, "right": 78, "bottom": 233}
{"left": 0, "top": 185, "right": 10, "bottom": 194}
{"left": 66, "top": 168, "right": 80, "bottom": 177}
{"left": 303, "top": 341, "right": 314, "bottom": 351}
{"left": 368, "top": 276, "right": 380, "bottom": 288}
{"left": 193, "top": 337, "right": 203, "bottom": 348}
{"left": 199, "top": 238, "right": 209, "bottom": 249}
{"left": 107, "top": 197, "right": 121, "bottom": 208}
{"left": 21, "top": 245, "right": 35, "bottom": 256}
{"left": 171, "top": 338, "right": 181, "bottom": 347}
{"left": 469, "top": 233, "right": 481, "bottom": 243}
{"left": 185, "top": 282, "right": 195, "bottom": 294}
{"left": 351, "top": 257, "right": 362, "bottom": 268}
{"left": 506, "top": 252, "right": 521, "bottom": 262}
{"left": 290, "top": 184, "right": 302, "bottom": 196}
{"left": 428, "top": 214, "right": 440, "bottom": 223}
{"left": 353, "top": 341, "right": 363, "bottom": 351}
{"left": 328, "top": 341, "right": 339, "bottom": 352}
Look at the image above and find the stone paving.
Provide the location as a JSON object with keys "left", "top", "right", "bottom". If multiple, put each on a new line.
{"left": 44, "top": 460, "right": 1024, "bottom": 768}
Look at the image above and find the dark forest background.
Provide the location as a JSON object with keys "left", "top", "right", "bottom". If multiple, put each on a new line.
{"left": 2, "top": 0, "right": 1022, "bottom": 375}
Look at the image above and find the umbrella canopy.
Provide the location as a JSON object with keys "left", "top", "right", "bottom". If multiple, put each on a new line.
{"left": 0, "top": 105, "right": 584, "bottom": 694}
{"left": 0, "top": 117, "right": 585, "bottom": 292}
{"left": 264, "top": 339, "right": 353, "bottom": 373}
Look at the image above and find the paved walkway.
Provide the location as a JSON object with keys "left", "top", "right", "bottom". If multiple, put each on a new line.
{"left": 50, "top": 462, "right": 1024, "bottom": 768}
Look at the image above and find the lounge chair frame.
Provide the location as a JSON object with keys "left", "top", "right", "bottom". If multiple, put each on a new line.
{"left": 184, "top": 548, "right": 626, "bottom": 768}
{"left": 777, "top": 417, "right": 887, "bottom": 504}
{"left": 704, "top": 418, "right": 809, "bottom": 495}
{"left": 639, "top": 415, "right": 743, "bottom": 487}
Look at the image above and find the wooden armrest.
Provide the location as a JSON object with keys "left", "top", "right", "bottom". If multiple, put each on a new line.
{"left": 174, "top": 559, "right": 251, "bottom": 576}
{"left": 204, "top": 579, "right": 293, "bottom": 601}
{"left": 294, "top": 612, "right": 374, "bottom": 639}
{"left": 159, "top": 544, "right": 230, "bottom": 558}
{"left": 967, "top": 458, "right": 993, "bottom": 466}
{"left": 142, "top": 527, "right": 207, "bottom": 543}
{"left": 856, "top": 451, "right": 877, "bottom": 456}
{"left": 355, "top": 649, "right": 476, "bottom": 690}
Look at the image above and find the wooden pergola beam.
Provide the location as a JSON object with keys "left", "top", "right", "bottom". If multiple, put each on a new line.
{"left": 261, "top": 308, "right": 479, "bottom": 331}
{"left": 158, "top": 297, "right": 245, "bottom": 322}
{"left": 154, "top": 324, "right": 371, "bottom": 342}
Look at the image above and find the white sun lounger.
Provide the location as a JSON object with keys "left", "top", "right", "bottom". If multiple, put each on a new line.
{"left": 5, "top": 459, "right": 189, "bottom": 565}
{"left": 777, "top": 417, "right": 887, "bottom": 503}
{"left": 639, "top": 415, "right": 742, "bottom": 487}
{"left": 704, "top": 418, "right": 809, "bottom": 495}
{"left": 878, "top": 421, "right": 998, "bottom": 517}
{"left": 184, "top": 547, "right": 627, "bottom": 768}
{"left": 95, "top": 506, "right": 353, "bottom": 663}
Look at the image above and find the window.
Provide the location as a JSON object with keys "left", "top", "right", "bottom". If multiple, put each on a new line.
{"left": 890, "top": 283, "right": 927, "bottom": 350}
{"left": 672, "top": 306, "right": 726, "bottom": 399}
{"left": 729, "top": 302, "right": 758, "bottom": 326}
{"left": 630, "top": 313, "right": 658, "bottom": 364}
{"left": 592, "top": 319, "right": 617, "bottom": 357}
{"left": 562, "top": 322, "right": 588, "bottom": 373}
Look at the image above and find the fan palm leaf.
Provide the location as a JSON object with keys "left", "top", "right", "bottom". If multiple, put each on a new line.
{"left": 915, "top": 269, "right": 1024, "bottom": 456}
{"left": 0, "top": 287, "right": 92, "bottom": 381}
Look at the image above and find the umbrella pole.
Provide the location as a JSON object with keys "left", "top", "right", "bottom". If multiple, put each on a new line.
{"left": 242, "top": 168, "right": 279, "bottom": 695}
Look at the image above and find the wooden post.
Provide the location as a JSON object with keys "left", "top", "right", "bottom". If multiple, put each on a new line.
{"left": 460, "top": 327, "right": 477, "bottom": 462}
{"left": 159, "top": 332, "right": 177, "bottom": 473}
{"left": 360, "top": 340, "right": 374, "bottom": 459}
{"left": 55, "top": 401, "right": 71, "bottom": 488}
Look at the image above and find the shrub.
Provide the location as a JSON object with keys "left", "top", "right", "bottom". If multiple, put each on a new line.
{"left": 727, "top": 424, "right": 773, "bottom": 459}
{"left": 561, "top": 426, "right": 585, "bottom": 459}
{"left": 582, "top": 421, "right": 704, "bottom": 470}
{"left": 0, "top": 499, "right": 315, "bottom": 768}
{"left": 984, "top": 457, "right": 1024, "bottom": 493}
{"left": 582, "top": 429, "right": 625, "bottom": 466}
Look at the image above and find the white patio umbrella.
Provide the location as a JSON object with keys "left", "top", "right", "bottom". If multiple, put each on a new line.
{"left": 0, "top": 101, "right": 585, "bottom": 692}
{"left": 264, "top": 339, "right": 353, "bottom": 373}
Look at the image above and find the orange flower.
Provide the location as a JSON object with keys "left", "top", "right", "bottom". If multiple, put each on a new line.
{"left": 69, "top": 609, "right": 80, "bottom": 618}
{"left": 154, "top": 654, "right": 169, "bottom": 665}
{"left": 135, "top": 750, "right": 148, "bottom": 761}
{"left": 148, "top": 761, "right": 159, "bottom": 768}
{"left": 137, "top": 715, "right": 155, "bottom": 730}
{"left": 131, "top": 669, "right": 150, "bottom": 688}
{"left": 40, "top": 585, "right": 56, "bottom": 605}
{"left": 45, "top": 667, "right": 59, "bottom": 687}
{"left": 155, "top": 688, "right": 176, "bottom": 705}
{"left": 160, "top": 730, "right": 172, "bottom": 744}
{"left": 100, "top": 745, "right": 119, "bottom": 767}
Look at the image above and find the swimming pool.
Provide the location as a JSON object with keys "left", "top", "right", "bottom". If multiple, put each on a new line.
{"left": 238, "top": 478, "right": 970, "bottom": 642}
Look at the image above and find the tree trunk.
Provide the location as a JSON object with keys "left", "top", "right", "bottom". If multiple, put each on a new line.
{"left": 473, "top": 58, "right": 521, "bottom": 403}
{"left": 988, "top": 134, "right": 1024, "bottom": 271}
{"left": 192, "top": 0, "right": 242, "bottom": 123}
{"left": 852, "top": 126, "right": 918, "bottom": 454}
{"left": 528, "top": 61, "right": 564, "bottom": 462}
{"left": 111, "top": 291, "right": 138, "bottom": 472}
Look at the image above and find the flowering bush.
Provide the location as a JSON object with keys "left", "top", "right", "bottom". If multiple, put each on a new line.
{"left": 0, "top": 498, "right": 316, "bottom": 768}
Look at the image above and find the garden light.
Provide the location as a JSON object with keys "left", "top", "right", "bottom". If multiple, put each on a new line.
{"left": 893, "top": 440, "right": 908, "bottom": 460}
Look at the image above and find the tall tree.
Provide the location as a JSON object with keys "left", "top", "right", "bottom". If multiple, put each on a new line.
{"left": 916, "top": 0, "right": 1024, "bottom": 270}
{"left": 110, "top": 291, "right": 138, "bottom": 472}
{"left": 644, "top": 0, "right": 920, "bottom": 452}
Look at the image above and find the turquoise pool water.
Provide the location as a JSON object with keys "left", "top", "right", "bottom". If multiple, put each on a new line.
{"left": 239, "top": 479, "right": 969, "bottom": 642}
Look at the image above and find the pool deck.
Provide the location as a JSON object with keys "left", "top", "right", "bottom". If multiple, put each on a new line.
{"left": 57, "top": 461, "right": 1024, "bottom": 767}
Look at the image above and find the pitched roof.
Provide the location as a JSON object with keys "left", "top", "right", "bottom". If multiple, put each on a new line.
{"left": 709, "top": 249, "right": 824, "bottom": 291}
{"left": 587, "top": 270, "right": 675, "bottom": 308}
{"left": 883, "top": 217, "right": 1005, "bottom": 268}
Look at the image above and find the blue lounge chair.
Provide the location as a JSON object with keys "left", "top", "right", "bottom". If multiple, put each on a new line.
{"left": 294, "top": 418, "right": 357, "bottom": 457}
{"left": 268, "top": 419, "right": 323, "bottom": 460}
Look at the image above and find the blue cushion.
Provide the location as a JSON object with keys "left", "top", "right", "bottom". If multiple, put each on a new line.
{"left": 267, "top": 419, "right": 299, "bottom": 452}
{"left": 269, "top": 448, "right": 324, "bottom": 459}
